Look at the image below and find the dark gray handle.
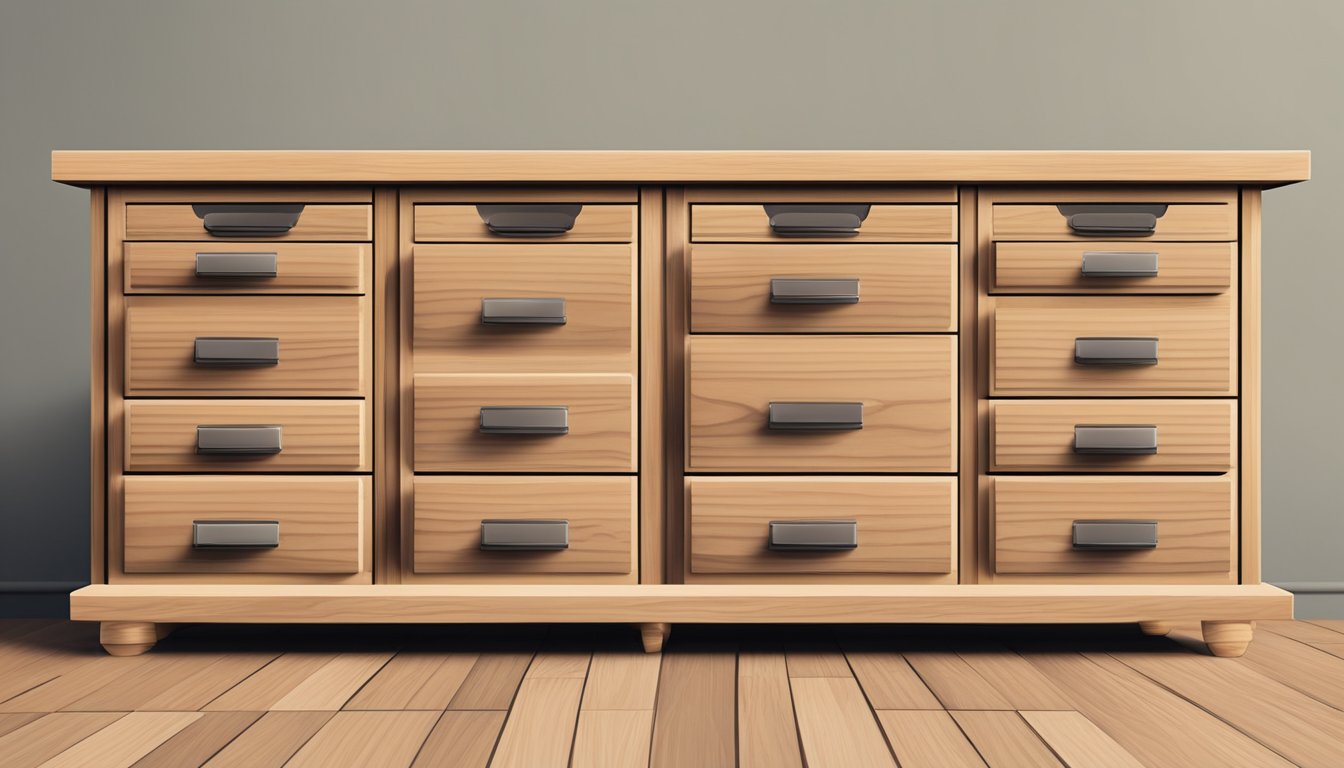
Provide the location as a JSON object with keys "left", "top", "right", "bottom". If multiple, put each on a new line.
{"left": 193, "top": 520, "right": 280, "bottom": 549}
{"left": 479, "top": 406, "right": 569, "bottom": 435}
{"left": 192, "top": 204, "right": 304, "bottom": 237}
{"left": 1057, "top": 204, "right": 1167, "bottom": 236}
{"left": 193, "top": 337, "right": 280, "bottom": 367}
{"left": 764, "top": 204, "right": 871, "bottom": 237}
{"left": 195, "top": 252, "right": 279, "bottom": 278}
{"left": 481, "top": 298, "right": 567, "bottom": 325}
{"left": 476, "top": 204, "right": 582, "bottom": 237}
{"left": 768, "top": 402, "right": 863, "bottom": 431}
{"left": 1080, "top": 251, "right": 1159, "bottom": 277}
{"left": 1074, "top": 337, "right": 1158, "bottom": 366}
{"left": 1074, "top": 425, "right": 1158, "bottom": 455}
{"left": 1072, "top": 520, "right": 1158, "bottom": 551}
{"left": 480, "top": 519, "right": 569, "bottom": 550}
{"left": 768, "top": 520, "right": 858, "bottom": 551}
{"left": 770, "top": 278, "right": 860, "bottom": 305}
{"left": 196, "top": 425, "right": 283, "bottom": 455}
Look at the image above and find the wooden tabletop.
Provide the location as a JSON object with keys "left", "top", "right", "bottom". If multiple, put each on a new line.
{"left": 51, "top": 150, "right": 1310, "bottom": 185}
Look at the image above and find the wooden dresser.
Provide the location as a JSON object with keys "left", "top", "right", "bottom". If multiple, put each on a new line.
{"left": 53, "top": 151, "right": 1307, "bottom": 657}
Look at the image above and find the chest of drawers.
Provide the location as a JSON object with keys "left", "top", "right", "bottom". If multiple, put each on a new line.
{"left": 55, "top": 151, "right": 1307, "bottom": 658}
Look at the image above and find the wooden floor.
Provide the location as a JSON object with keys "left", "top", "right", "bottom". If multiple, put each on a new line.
{"left": 1, "top": 620, "right": 1343, "bottom": 768}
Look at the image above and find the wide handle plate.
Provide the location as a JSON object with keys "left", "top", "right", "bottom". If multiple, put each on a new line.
{"left": 768, "top": 402, "right": 864, "bottom": 431}
{"left": 192, "top": 520, "right": 280, "bottom": 549}
{"left": 192, "top": 204, "right": 304, "bottom": 237}
{"left": 479, "top": 406, "right": 569, "bottom": 435}
{"left": 480, "top": 519, "right": 570, "bottom": 550}
{"left": 1057, "top": 204, "right": 1168, "bottom": 236}
{"left": 196, "top": 425, "right": 283, "bottom": 455}
{"left": 1080, "top": 251, "right": 1159, "bottom": 277}
{"left": 195, "top": 252, "right": 279, "bottom": 278}
{"left": 769, "top": 278, "right": 860, "bottom": 305}
{"left": 1074, "top": 337, "right": 1158, "bottom": 366}
{"left": 764, "top": 204, "right": 871, "bottom": 237}
{"left": 1072, "top": 520, "right": 1158, "bottom": 550}
{"left": 768, "top": 520, "right": 859, "bottom": 551}
{"left": 481, "top": 297, "right": 567, "bottom": 325}
{"left": 193, "top": 337, "right": 280, "bottom": 366}
{"left": 1074, "top": 425, "right": 1158, "bottom": 455}
{"left": 476, "top": 204, "right": 582, "bottom": 237}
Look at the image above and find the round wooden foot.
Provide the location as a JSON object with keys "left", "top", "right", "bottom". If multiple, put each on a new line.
{"left": 100, "top": 621, "right": 159, "bottom": 656}
{"left": 639, "top": 622, "right": 670, "bottom": 653}
{"left": 1139, "top": 621, "right": 1174, "bottom": 636}
{"left": 1201, "top": 620, "right": 1254, "bottom": 657}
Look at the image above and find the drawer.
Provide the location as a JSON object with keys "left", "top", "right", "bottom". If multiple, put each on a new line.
{"left": 691, "top": 204, "right": 956, "bottom": 243}
{"left": 991, "top": 202, "right": 1235, "bottom": 241}
{"left": 689, "top": 244, "right": 956, "bottom": 333}
{"left": 688, "top": 477, "right": 954, "bottom": 577}
{"left": 991, "top": 295, "right": 1235, "bottom": 396}
{"left": 688, "top": 335, "right": 956, "bottom": 472}
{"left": 124, "top": 400, "right": 368, "bottom": 472}
{"left": 413, "top": 373, "right": 634, "bottom": 472}
{"left": 126, "top": 204, "right": 371, "bottom": 241}
{"left": 414, "top": 204, "right": 635, "bottom": 243}
{"left": 413, "top": 476, "right": 635, "bottom": 579}
{"left": 990, "top": 400, "right": 1235, "bottom": 473}
{"left": 413, "top": 243, "right": 634, "bottom": 373}
{"left": 124, "top": 296, "right": 368, "bottom": 397}
{"left": 992, "top": 476, "right": 1234, "bottom": 581}
{"left": 122, "top": 475, "right": 368, "bottom": 575}
{"left": 991, "top": 242, "right": 1235, "bottom": 294}
{"left": 124, "top": 242, "right": 368, "bottom": 294}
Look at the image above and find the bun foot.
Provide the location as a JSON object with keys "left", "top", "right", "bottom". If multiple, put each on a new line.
{"left": 100, "top": 621, "right": 162, "bottom": 656}
{"left": 639, "top": 622, "right": 671, "bottom": 653}
{"left": 1202, "top": 620, "right": 1254, "bottom": 657}
{"left": 1139, "top": 621, "right": 1174, "bottom": 636}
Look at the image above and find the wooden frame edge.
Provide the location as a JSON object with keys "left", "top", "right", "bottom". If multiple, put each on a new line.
{"left": 90, "top": 187, "right": 107, "bottom": 585}
{"left": 639, "top": 187, "right": 666, "bottom": 583}
{"left": 1239, "top": 188, "right": 1263, "bottom": 585}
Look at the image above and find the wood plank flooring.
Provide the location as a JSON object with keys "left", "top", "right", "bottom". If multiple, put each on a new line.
{"left": 1, "top": 619, "right": 1343, "bottom": 766}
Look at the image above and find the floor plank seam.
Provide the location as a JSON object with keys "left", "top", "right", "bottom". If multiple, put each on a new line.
{"left": 837, "top": 637, "right": 901, "bottom": 765}
{"left": 563, "top": 653, "right": 594, "bottom": 767}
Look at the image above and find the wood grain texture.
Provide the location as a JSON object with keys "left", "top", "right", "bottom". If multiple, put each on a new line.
{"left": 791, "top": 676, "right": 897, "bottom": 767}
{"left": 688, "top": 335, "right": 956, "bottom": 472}
{"left": 125, "top": 204, "right": 371, "bottom": 241}
{"left": 581, "top": 652, "right": 662, "bottom": 710}
{"left": 989, "top": 399, "right": 1236, "bottom": 473}
{"left": 202, "top": 711, "right": 334, "bottom": 768}
{"left": 992, "top": 203, "right": 1235, "bottom": 241}
{"left": 992, "top": 241, "right": 1234, "bottom": 294}
{"left": 448, "top": 652, "right": 535, "bottom": 710}
{"left": 123, "top": 399, "right": 368, "bottom": 472}
{"left": 414, "top": 203, "right": 635, "bottom": 242}
{"left": 737, "top": 651, "right": 804, "bottom": 768}
{"left": 640, "top": 186, "right": 666, "bottom": 585}
{"left": 40, "top": 711, "right": 202, "bottom": 768}
{"left": 129, "top": 711, "right": 260, "bottom": 768}
{"left": 876, "top": 710, "right": 987, "bottom": 768}
{"left": 284, "top": 711, "right": 438, "bottom": 768}
{"left": 0, "top": 713, "right": 126, "bottom": 768}
{"left": 123, "top": 242, "right": 368, "bottom": 294}
{"left": 1240, "top": 188, "right": 1263, "bottom": 584}
{"left": 202, "top": 653, "right": 337, "bottom": 711}
{"left": 951, "top": 711, "right": 1064, "bottom": 768}
{"left": 1019, "top": 710, "right": 1146, "bottom": 768}
{"left": 686, "top": 186, "right": 957, "bottom": 203}
{"left": 571, "top": 710, "right": 654, "bottom": 768}
{"left": 991, "top": 294, "right": 1236, "bottom": 396}
{"left": 374, "top": 186, "right": 399, "bottom": 584}
{"left": 903, "top": 651, "right": 1013, "bottom": 710}
{"left": 270, "top": 653, "right": 393, "bottom": 711}
{"left": 123, "top": 295, "right": 369, "bottom": 396}
{"left": 691, "top": 203, "right": 956, "bottom": 243}
{"left": 489, "top": 678, "right": 585, "bottom": 768}
{"left": 689, "top": 243, "right": 956, "bottom": 332}
{"left": 650, "top": 648, "right": 736, "bottom": 768}
{"left": 343, "top": 652, "right": 478, "bottom": 710}
{"left": 409, "top": 711, "right": 504, "bottom": 768}
{"left": 843, "top": 649, "right": 943, "bottom": 710}
{"left": 412, "top": 373, "right": 635, "bottom": 472}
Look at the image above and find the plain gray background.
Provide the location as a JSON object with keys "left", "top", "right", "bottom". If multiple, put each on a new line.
{"left": 2, "top": 0, "right": 1340, "bottom": 616}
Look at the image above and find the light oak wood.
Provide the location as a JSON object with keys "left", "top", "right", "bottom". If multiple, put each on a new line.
{"left": 409, "top": 711, "right": 504, "bottom": 768}
{"left": 686, "top": 185, "right": 957, "bottom": 203}
{"left": 412, "top": 476, "right": 635, "bottom": 580}
{"left": 0, "top": 713, "right": 126, "bottom": 767}
{"left": 412, "top": 373, "right": 635, "bottom": 472}
{"left": 121, "top": 476, "right": 368, "bottom": 577}
{"left": 91, "top": 188, "right": 107, "bottom": 585}
{"left": 126, "top": 204, "right": 371, "bottom": 241}
{"left": 989, "top": 399, "right": 1236, "bottom": 473}
{"left": 1019, "top": 710, "right": 1146, "bottom": 768}
{"left": 124, "top": 399, "right": 368, "bottom": 472}
{"left": 992, "top": 476, "right": 1235, "bottom": 581}
{"left": 581, "top": 651, "right": 662, "bottom": 710}
{"left": 415, "top": 204, "right": 635, "bottom": 243}
{"left": 687, "top": 477, "right": 955, "bottom": 578}
{"left": 689, "top": 243, "right": 957, "bottom": 332}
{"left": 123, "top": 295, "right": 369, "bottom": 396}
{"left": 687, "top": 335, "right": 956, "bottom": 472}
{"left": 664, "top": 187, "right": 689, "bottom": 583}
{"left": 124, "top": 242, "right": 368, "bottom": 294}
{"left": 571, "top": 710, "right": 655, "bottom": 768}
{"left": 345, "top": 652, "right": 478, "bottom": 710}
{"left": 99, "top": 621, "right": 159, "bottom": 656}
{"left": 691, "top": 203, "right": 956, "bottom": 243}
{"left": 1240, "top": 189, "right": 1263, "bottom": 584}
{"left": 412, "top": 243, "right": 635, "bottom": 373}
{"left": 403, "top": 186, "right": 637, "bottom": 203}
{"left": 270, "top": 653, "right": 394, "bottom": 710}
{"left": 639, "top": 623, "right": 670, "bottom": 653}
{"left": 961, "top": 186, "right": 983, "bottom": 583}
{"left": 202, "top": 653, "right": 338, "bottom": 711}
{"left": 650, "top": 649, "right": 736, "bottom": 768}
{"left": 992, "top": 203, "right": 1235, "bottom": 241}
{"left": 737, "top": 651, "right": 804, "bottom": 768}
{"left": 842, "top": 650, "right": 942, "bottom": 710}
{"left": 448, "top": 652, "right": 535, "bottom": 710}
{"left": 791, "top": 677, "right": 897, "bottom": 767}
{"left": 639, "top": 187, "right": 666, "bottom": 585}
{"left": 128, "top": 711, "right": 261, "bottom": 768}
{"left": 202, "top": 712, "right": 334, "bottom": 768}
{"left": 284, "top": 711, "right": 439, "bottom": 768}
{"left": 1202, "top": 620, "right": 1255, "bottom": 657}
{"left": 877, "top": 710, "right": 986, "bottom": 767}
{"left": 1138, "top": 621, "right": 1174, "bottom": 636}
{"left": 39, "top": 711, "right": 203, "bottom": 768}
{"left": 490, "top": 678, "right": 585, "bottom": 768}
{"left": 951, "top": 711, "right": 1063, "bottom": 767}
{"left": 903, "top": 651, "right": 1014, "bottom": 710}
{"left": 992, "top": 241, "right": 1235, "bottom": 293}
{"left": 991, "top": 294, "right": 1236, "bottom": 396}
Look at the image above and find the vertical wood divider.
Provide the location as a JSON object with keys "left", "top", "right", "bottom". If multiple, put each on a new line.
{"left": 1239, "top": 188, "right": 1262, "bottom": 585}
{"left": 374, "top": 187, "right": 400, "bottom": 583}
{"left": 640, "top": 187, "right": 666, "bottom": 584}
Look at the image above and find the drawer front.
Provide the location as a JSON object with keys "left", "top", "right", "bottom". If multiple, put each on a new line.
{"left": 689, "top": 244, "right": 956, "bottom": 333}
{"left": 414, "top": 204, "right": 636, "bottom": 243}
{"left": 992, "top": 295, "right": 1235, "bottom": 396}
{"left": 124, "top": 400, "right": 368, "bottom": 472}
{"left": 124, "top": 242, "right": 368, "bottom": 294}
{"left": 691, "top": 204, "right": 957, "bottom": 243}
{"left": 992, "top": 476, "right": 1234, "bottom": 580}
{"left": 689, "top": 477, "right": 954, "bottom": 576}
{"left": 413, "top": 373, "right": 634, "bottom": 472}
{"left": 991, "top": 203, "right": 1235, "bottom": 241}
{"left": 413, "top": 476, "right": 635, "bottom": 578}
{"left": 413, "top": 243, "right": 634, "bottom": 373}
{"left": 126, "top": 204, "right": 371, "bottom": 241}
{"left": 990, "top": 400, "right": 1235, "bottom": 473}
{"left": 992, "top": 242, "right": 1234, "bottom": 294}
{"left": 688, "top": 335, "right": 956, "bottom": 472}
{"left": 124, "top": 296, "right": 368, "bottom": 396}
{"left": 122, "top": 476, "right": 367, "bottom": 575}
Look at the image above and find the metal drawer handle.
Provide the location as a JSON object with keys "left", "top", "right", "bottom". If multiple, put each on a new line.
{"left": 1074, "top": 337, "right": 1158, "bottom": 366}
{"left": 481, "top": 298, "right": 567, "bottom": 325}
{"left": 193, "top": 337, "right": 280, "bottom": 367}
{"left": 1080, "top": 251, "right": 1159, "bottom": 277}
{"left": 1072, "top": 520, "right": 1158, "bottom": 551}
{"left": 764, "top": 204, "right": 871, "bottom": 237}
{"left": 196, "top": 425, "right": 283, "bottom": 455}
{"left": 768, "top": 402, "right": 863, "bottom": 431}
{"left": 1074, "top": 425, "right": 1158, "bottom": 455}
{"left": 192, "top": 204, "right": 304, "bottom": 237}
{"left": 480, "top": 519, "right": 570, "bottom": 550}
{"left": 1057, "top": 204, "right": 1167, "bottom": 236}
{"left": 476, "top": 204, "right": 582, "bottom": 237}
{"left": 770, "top": 278, "right": 860, "bottom": 305}
{"left": 479, "top": 406, "right": 569, "bottom": 435}
{"left": 768, "top": 520, "right": 858, "bottom": 551}
{"left": 195, "top": 252, "right": 279, "bottom": 278}
{"left": 193, "top": 520, "right": 280, "bottom": 549}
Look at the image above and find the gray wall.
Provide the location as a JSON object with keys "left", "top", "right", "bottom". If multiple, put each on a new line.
{"left": 3, "top": 0, "right": 1341, "bottom": 616}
